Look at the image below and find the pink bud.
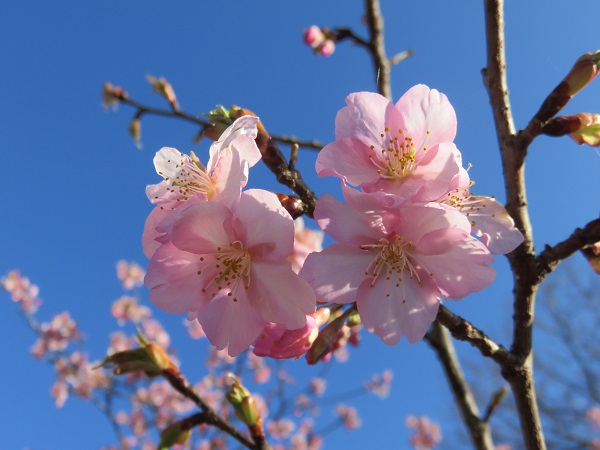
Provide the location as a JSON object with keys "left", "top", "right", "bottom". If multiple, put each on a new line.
{"left": 303, "top": 26, "right": 325, "bottom": 48}
{"left": 318, "top": 40, "right": 335, "bottom": 57}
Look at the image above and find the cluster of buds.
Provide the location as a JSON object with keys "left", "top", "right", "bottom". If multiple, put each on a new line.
{"left": 303, "top": 25, "right": 336, "bottom": 57}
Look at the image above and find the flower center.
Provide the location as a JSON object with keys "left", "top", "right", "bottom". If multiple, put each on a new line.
{"left": 158, "top": 151, "right": 216, "bottom": 203}
{"left": 367, "top": 127, "right": 430, "bottom": 181}
{"left": 200, "top": 241, "right": 252, "bottom": 302}
{"left": 361, "top": 236, "right": 423, "bottom": 301}
{"left": 439, "top": 180, "right": 494, "bottom": 227}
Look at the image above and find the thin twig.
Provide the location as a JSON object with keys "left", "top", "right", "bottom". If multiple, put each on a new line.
{"left": 364, "top": 0, "right": 392, "bottom": 100}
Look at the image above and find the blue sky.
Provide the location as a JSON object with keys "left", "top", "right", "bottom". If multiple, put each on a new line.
{"left": 1, "top": 1, "right": 599, "bottom": 448}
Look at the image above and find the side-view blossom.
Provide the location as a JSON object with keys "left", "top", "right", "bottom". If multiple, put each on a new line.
{"left": 437, "top": 177, "right": 524, "bottom": 254}
{"left": 143, "top": 115, "right": 261, "bottom": 257}
{"left": 253, "top": 308, "right": 330, "bottom": 360}
{"left": 145, "top": 189, "right": 316, "bottom": 356}
{"left": 316, "top": 85, "right": 461, "bottom": 204}
{"left": 300, "top": 186, "right": 494, "bottom": 345}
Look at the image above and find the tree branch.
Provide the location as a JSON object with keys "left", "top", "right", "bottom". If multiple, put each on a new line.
{"left": 364, "top": 0, "right": 392, "bottom": 100}
{"left": 435, "top": 305, "right": 513, "bottom": 366}
{"left": 482, "top": 0, "right": 545, "bottom": 448}
{"left": 535, "top": 218, "right": 600, "bottom": 280}
{"left": 426, "top": 322, "right": 495, "bottom": 450}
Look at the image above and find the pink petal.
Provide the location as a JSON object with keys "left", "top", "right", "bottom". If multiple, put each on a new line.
{"left": 233, "top": 189, "right": 294, "bottom": 260}
{"left": 248, "top": 260, "right": 315, "bottom": 329}
{"left": 357, "top": 274, "right": 440, "bottom": 345}
{"left": 316, "top": 138, "right": 380, "bottom": 186}
{"left": 153, "top": 147, "right": 187, "bottom": 180}
{"left": 411, "top": 143, "right": 462, "bottom": 202}
{"left": 467, "top": 196, "right": 524, "bottom": 254}
{"left": 314, "top": 193, "right": 385, "bottom": 247}
{"left": 414, "top": 228, "right": 495, "bottom": 299}
{"left": 395, "top": 204, "right": 471, "bottom": 246}
{"left": 300, "top": 244, "right": 373, "bottom": 304}
{"left": 209, "top": 146, "right": 247, "bottom": 208}
{"left": 198, "top": 291, "right": 267, "bottom": 356}
{"left": 145, "top": 242, "right": 207, "bottom": 314}
{"left": 335, "top": 92, "right": 392, "bottom": 142}
{"left": 209, "top": 116, "right": 261, "bottom": 168}
{"left": 171, "top": 202, "right": 233, "bottom": 254}
{"left": 395, "top": 85, "right": 457, "bottom": 151}
{"left": 142, "top": 206, "right": 170, "bottom": 258}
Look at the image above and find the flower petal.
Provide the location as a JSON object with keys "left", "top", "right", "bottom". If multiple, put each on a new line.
{"left": 171, "top": 202, "right": 233, "bottom": 254}
{"left": 198, "top": 291, "right": 266, "bottom": 356}
{"left": 335, "top": 92, "right": 392, "bottom": 142}
{"left": 145, "top": 242, "right": 207, "bottom": 314}
{"left": 316, "top": 138, "right": 380, "bottom": 186}
{"left": 414, "top": 228, "right": 495, "bottom": 299}
{"left": 396, "top": 85, "right": 457, "bottom": 150}
{"left": 233, "top": 189, "right": 294, "bottom": 260}
{"left": 411, "top": 143, "right": 462, "bottom": 202}
{"left": 357, "top": 275, "right": 440, "bottom": 345}
{"left": 248, "top": 260, "right": 315, "bottom": 329}
{"left": 300, "top": 243, "right": 373, "bottom": 304}
{"left": 467, "top": 196, "right": 524, "bottom": 254}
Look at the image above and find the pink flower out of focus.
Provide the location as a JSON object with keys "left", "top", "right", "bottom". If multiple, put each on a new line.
{"left": 300, "top": 185, "right": 494, "bottom": 344}
{"left": 116, "top": 260, "right": 145, "bottom": 290}
{"left": 143, "top": 116, "right": 261, "bottom": 258}
{"left": 406, "top": 415, "right": 442, "bottom": 450}
{"left": 316, "top": 85, "right": 461, "bottom": 204}
{"left": 1, "top": 270, "right": 42, "bottom": 313}
{"left": 289, "top": 217, "right": 324, "bottom": 273}
{"left": 145, "top": 189, "right": 316, "bottom": 356}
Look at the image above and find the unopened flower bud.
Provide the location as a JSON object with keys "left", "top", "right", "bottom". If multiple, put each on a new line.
{"left": 129, "top": 116, "right": 142, "bottom": 149}
{"left": 146, "top": 74, "right": 179, "bottom": 110}
{"left": 317, "top": 40, "right": 335, "bottom": 57}
{"left": 203, "top": 105, "right": 240, "bottom": 140}
{"left": 276, "top": 194, "right": 306, "bottom": 219}
{"left": 96, "top": 338, "right": 176, "bottom": 377}
{"left": 306, "top": 309, "right": 349, "bottom": 365}
{"left": 569, "top": 113, "right": 600, "bottom": 146}
{"left": 226, "top": 374, "right": 260, "bottom": 426}
{"left": 564, "top": 51, "right": 600, "bottom": 97}
{"left": 159, "top": 423, "right": 191, "bottom": 449}
{"left": 101, "top": 82, "right": 125, "bottom": 110}
{"left": 543, "top": 113, "right": 600, "bottom": 146}
{"left": 304, "top": 26, "right": 325, "bottom": 47}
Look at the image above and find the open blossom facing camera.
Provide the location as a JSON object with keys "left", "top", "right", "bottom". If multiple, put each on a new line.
{"left": 316, "top": 85, "right": 461, "bottom": 204}
{"left": 145, "top": 189, "right": 316, "bottom": 356}
{"left": 300, "top": 186, "right": 494, "bottom": 344}
{"left": 143, "top": 116, "right": 261, "bottom": 258}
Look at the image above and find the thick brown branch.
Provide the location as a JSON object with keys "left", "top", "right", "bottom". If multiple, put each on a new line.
{"left": 426, "top": 322, "right": 495, "bottom": 450}
{"left": 482, "top": 1, "right": 545, "bottom": 448}
{"left": 535, "top": 218, "right": 600, "bottom": 280}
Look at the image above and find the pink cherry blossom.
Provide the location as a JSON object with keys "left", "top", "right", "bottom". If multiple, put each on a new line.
{"left": 31, "top": 312, "right": 81, "bottom": 358}
{"left": 303, "top": 26, "right": 324, "bottom": 47}
{"left": 1, "top": 270, "right": 42, "bottom": 313}
{"left": 364, "top": 369, "right": 393, "bottom": 398}
{"left": 116, "top": 260, "right": 146, "bottom": 290}
{"left": 143, "top": 116, "right": 261, "bottom": 258}
{"left": 289, "top": 217, "right": 324, "bottom": 273}
{"left": 588, "top": 406, "right": 600, "bottom": 428}
{"left": 145, "top": 189, "right": 316, "bottom": 356}
{"left": 300, "top": 186, "right": 495, "bottom": 344}
{"left": 111, "top": 296, "right": 151, "bottom": 324}
{"left": 406, "top": 415, "right": 442, "bottom": 450}
{"left": 316, "top": 86, "right": 461, "bottom": 204}
{"left": 336, "top": 405, "right": 361, "bottom": 430}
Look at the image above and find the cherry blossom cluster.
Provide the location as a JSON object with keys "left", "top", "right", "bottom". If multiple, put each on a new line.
{"left": 303, "top": 26, "right": 335, "bottom": 57}
{"left": 143, "top": 116, "right": 322, "bottom": 358}
{"left": 300, "top": 85, "right": 524, "bottom": 344}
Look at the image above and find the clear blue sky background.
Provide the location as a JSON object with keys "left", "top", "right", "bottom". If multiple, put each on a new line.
{"left": 1, "top": 1, "right": 599, "bottom": 448}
